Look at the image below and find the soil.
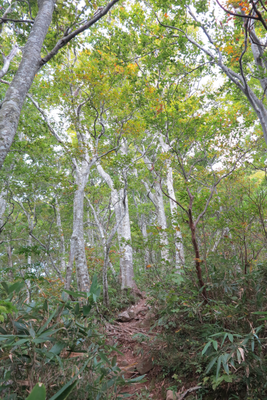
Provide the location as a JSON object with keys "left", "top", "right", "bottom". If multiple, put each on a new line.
{"left": 106, "top": 297, "right": 166, "bottom": 399}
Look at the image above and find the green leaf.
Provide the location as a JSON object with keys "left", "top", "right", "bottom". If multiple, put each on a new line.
{"left": 43, "top": 299, "right": 48, "bottom": 312}
{"left": 90, "top": 274, "right": 98, "bottom": 294}
{"left": 63, "top": 289, "right": 87, "bottom": 298}
{"left": 26, "top": 383, "right": 46, "bottom": 400}
{"left": 83, "top": 304, "right": 91, "bottom": 316}
{"left": 49, "top": 342, "right": 65, "bottom": 355}
{"left": 1, "top": 281, "right": 9, "bottom": 294}
{"left": 206, "top": 356, "right": 217, "bottom": 374}
{"left": 228, "top": 333, "right": 234, "bottom": 343}
{"left": 98, "top": 351, "right": 109, "bottom": 364}
{"left": 212, "top": 340, "right": 218, "bottom": 351}
{"left": 221, "top": 353, "right": 229, "bottom": 374}
{"left": 127, "top": 374, "right": 146, "bottom": 383}
{"left": 49, "top": 357, "right": 91, "bottom": 400}
{"left": 37, "top": 307, "right": 58, "bottom": 335}
{"left": 221, "top": 333, "right": 227, "bottom": 347}
{"left": 48, "top": 381, "right": 78, "bottom": 400}
{"left": 8, "top": 281, "right": 24, "bottom": 294}
{"left": 112, "top": 356, "right": 117, "bottom": 367}
{"left": 216, "top": 355, "right": 222, "bottom": 380}
{"left": 14, "top": 338, "right": 29, "bottom": 346}
{"left": 74, "top": 303, "right": 80, "bottom": 315}
{"left": 202, "top": 341, "right": 212, "bottom": 355}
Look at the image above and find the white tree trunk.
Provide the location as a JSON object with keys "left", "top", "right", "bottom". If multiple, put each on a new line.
{"left": 160, "top": 135, "right": 185, "bottom": 270}
{"left": 66, "top": 159, "right": 90, "bottom": 292}
{"left": 166, "top": 164, "right": 185, "bottom": 270}
{"left": 0, "top": 189, "right": 7, "bottom": 229}
{"left": 6, "top": 240, "right": 13, "bottom": 278}
{"left": 140, "top": 214, "right": 150, "bottom": 269}
{"left": 132, "top": 171, "right": 150, "bottom": 269}
{"left": 96, "top": 163, "right": 135, "bottom": 289}
{"left": 154, "top": 180, "right": 170, "bottom": 263}
{"left": 86, "top": 211, "right": 95, "bottom": 247}
{"left": 141, "top": 170, "right": 170, "bottom": 263}
{"left": 55, "top": 197, "right": 66, "bottom": 272}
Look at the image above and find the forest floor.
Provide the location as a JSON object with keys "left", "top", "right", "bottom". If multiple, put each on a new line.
{"left": 105, "top": 297, "right": 167, "bottom": 399}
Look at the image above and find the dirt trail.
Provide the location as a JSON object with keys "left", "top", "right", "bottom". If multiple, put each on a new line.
{"left": 106, "top": 298, "right": 166, "bottom": 399}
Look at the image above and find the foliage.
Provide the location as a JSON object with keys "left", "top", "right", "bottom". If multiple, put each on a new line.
{"left": 0, "top": 277, "right": 145, "bottom": 400}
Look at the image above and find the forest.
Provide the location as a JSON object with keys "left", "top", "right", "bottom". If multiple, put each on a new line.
{"left": 1, "top": 0, "right": 267, "bottom": 399}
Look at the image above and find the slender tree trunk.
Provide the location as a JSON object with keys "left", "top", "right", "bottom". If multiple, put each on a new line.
{"left": 153, "top": 180, "right": 170, "bottom": 263}
{"left": 188, "top": 209, "right": 208, "bottom": 303}
{"left": 66, "top": 159, "right": 90, "bottom": 292}
{"left": 6, "top": 240, "right": 13, "bottom": 279}
{"left": 24, "top": 215, "right": 33, "bottom": 303}
{"left": 140, "top": 214, "right": 150, "bottom": 269}
{"left": 141, "top": 152, "right": 170, "bottom": 263}
{"left": 160, "top": 136, "right": 185, "bottom": 269}
{"left": 96, "top": 163, "right": 135, "bottom": 289}
{"left": 103, "top": 245, "right": 110, "bottom": 306}
{"left": 66, "top": 245, "right": 74, "bottom": 290}
{"left": 166, "top": 163, "right": 185, "bottom": 270}
{"left": 0, "top": 189, "right": 7, "bottom": 229}
{"left": 86, "top": 210, "right": 95, "bottom": 247}
{"left": 119, "top": 188, "right": 134, "bottom": 288}
{"left": 132, "top": 180, "right": 150, "bottom": 269}
{"left": 55, "top": 197, "right": 66, "bottom": 272}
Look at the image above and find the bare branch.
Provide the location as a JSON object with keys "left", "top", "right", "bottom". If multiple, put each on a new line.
{"left": 1, "top": 18, "right": 34, "bottom": 24}
{"left": 27, "top": 94, "right": 64, "bottom": 143}
{"left": 0, "top": 45, "right": 18, "bottom": 79}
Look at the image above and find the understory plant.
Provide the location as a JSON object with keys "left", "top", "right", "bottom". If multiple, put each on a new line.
{"left": 0, "top": 278, "right": 144, "bottom": 400}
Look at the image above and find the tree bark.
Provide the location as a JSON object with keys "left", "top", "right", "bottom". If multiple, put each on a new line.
{"left": 160, "top": 136, "right": 185, "bottom": 270}
{"left": 166, "top": 165, "right": 185, "bottom": 270}
{"left": 55, "top": 197, "right": 66, "bottom": 272}
{"left": 188, "top": 208, "right": 208, "bottom": 303}
{"left": 0, "top": 189, "right": 7, "bottom": 230}
{"left": 96, "top": 163, "right": 135, "bottom": 289}
{"left": 0, "top": 0, "right": 56, "bottom": 167}
{"left": 140, "top": 214, "right": 150, "bottom": 269}
{"left": 142, "top": 179, "right": 170, "bottom": 263}
{"left": 66, "top": 159, "right": 91, "bottom": 292}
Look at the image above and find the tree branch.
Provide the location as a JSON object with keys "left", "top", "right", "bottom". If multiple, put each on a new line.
{"left": 0, "top": 45, "right": 18, "bottom": 79}
{"left": 40, "top": 0, "right": 120, "bottom": 66}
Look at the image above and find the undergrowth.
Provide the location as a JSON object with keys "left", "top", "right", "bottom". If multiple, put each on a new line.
{"left": 137, "top": 258, "right": 267, "bottom": 399}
